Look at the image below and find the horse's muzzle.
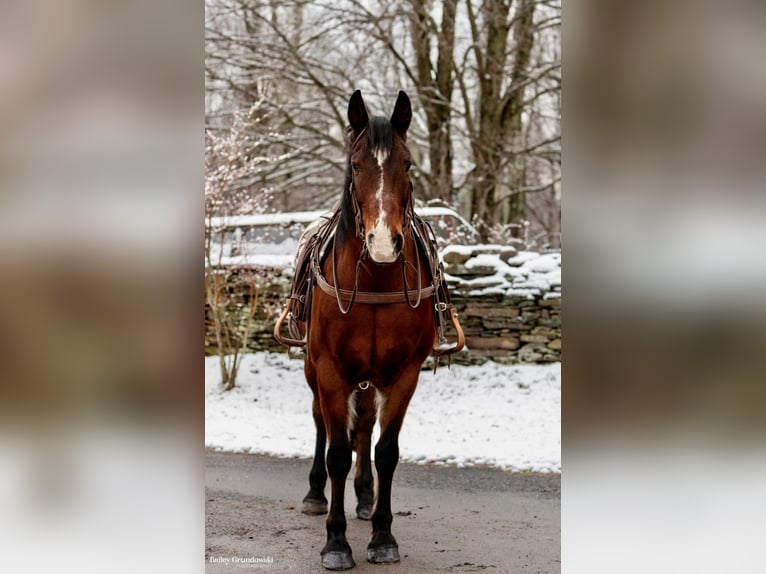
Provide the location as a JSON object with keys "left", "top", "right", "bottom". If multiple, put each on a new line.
{"left": 366, "top": 231, "right": 403, "bottom": 263}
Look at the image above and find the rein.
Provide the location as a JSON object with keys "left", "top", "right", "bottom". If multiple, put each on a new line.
{"left": 400, "top": 242, "right": 422, "bottom": 309}
{"left": 315, "top": 217, "right": 436, "bottom": 309}
{"left": 330, "top": 229, "right": 365, "bottom": 315}
{"left": 318, "top": 144, "right": 429, "bottom": 312}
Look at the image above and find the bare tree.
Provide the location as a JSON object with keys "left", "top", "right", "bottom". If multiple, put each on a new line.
{"left": 205, "top": 104, "right": 270, "bottom": 389}
{"left": 406, "top": 0, "right": 458, "bottom": 201}
{"left": 205, "top": 0, "right": 560, "bottom": 246}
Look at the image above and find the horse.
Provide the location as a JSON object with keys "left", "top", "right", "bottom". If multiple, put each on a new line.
{"left": 300, "top": 90, "right": 439, "bottom": 570}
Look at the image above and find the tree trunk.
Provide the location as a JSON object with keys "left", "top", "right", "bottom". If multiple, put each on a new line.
{"left": 409, "top": 0, "right": 457, "bottom": 202}
{"left": 501, "top": 0, "right": 536, "bottom": 223}
{"left": 469, "top": 0, "right": 511, "bottom": 238}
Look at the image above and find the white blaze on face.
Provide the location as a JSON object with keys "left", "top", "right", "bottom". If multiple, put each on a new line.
{"left": 374, "top": 145, "right": 388, "bottom": 167}
{"left": 367, "top": 145, "right": 397, "bottom": 263}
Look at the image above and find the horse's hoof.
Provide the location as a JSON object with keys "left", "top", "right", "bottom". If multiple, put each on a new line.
{"left": 302, "top": 498, "right": 328, "bottom": 515}
{"left": 366, "top": 545, "right": 400, "bottom": 564}
{"left": 356, "top": 504, "right": 373, "bottom": 520}
{"left": 321, "top": 550, "right": 355, "bottom": 570}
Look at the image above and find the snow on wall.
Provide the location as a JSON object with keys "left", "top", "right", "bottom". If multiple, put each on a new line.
{"left": 440, "top": 246, "right": 561, "bottom": 363}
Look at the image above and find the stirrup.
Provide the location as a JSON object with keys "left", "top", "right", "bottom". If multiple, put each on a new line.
{"left": 431, "top": 308, "right": 465, "bottom": 357}
{"left": 273, "top": 306, "right": 307, "bottom": 348}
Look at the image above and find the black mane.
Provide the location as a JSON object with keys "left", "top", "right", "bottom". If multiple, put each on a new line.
{"left": 337, "top": 116, "right": 393, "bottom": 244}
{"left": 337, "top": 156, "right": 355, "bottom": 245}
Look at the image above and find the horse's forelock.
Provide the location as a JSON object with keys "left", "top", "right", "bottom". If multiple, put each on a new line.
{"left": 366, "top": 117, "right": 393, "bottom": 165}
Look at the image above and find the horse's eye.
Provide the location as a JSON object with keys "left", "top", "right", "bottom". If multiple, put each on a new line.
{"left": 351, "top": 162, "right": 360, "bottom": 173}
{"left": 404, "top": 160, "right": 412, "bottom": 172}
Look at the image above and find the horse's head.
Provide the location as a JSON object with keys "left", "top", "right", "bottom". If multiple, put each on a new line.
{"left": 346, "top": 90, "right": 413, "bottom": 264}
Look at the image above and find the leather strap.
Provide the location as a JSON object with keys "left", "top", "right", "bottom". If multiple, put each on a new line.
{"left": 313, "top": 270, "right": 435, "bottom": 304}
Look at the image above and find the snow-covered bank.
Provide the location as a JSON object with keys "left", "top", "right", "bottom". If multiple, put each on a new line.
{"left": 205, "top": 353, "right": 560, "bottom": 473}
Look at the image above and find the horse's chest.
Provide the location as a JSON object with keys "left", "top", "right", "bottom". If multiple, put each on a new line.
{"left": 332, "top": 308, "right": 431, "bottom": 366}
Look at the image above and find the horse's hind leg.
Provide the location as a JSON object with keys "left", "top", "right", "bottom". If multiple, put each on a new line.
{"left": 367, "top": 366, "right": 419, "bottom": 564}
{"left": 351, "top": 388, "right": 375, "bottom": 520}
{"left": 302, "top": 360, "right": 328, "bottom": 515}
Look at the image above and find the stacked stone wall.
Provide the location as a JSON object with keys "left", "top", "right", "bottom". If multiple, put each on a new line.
{"left": 205, "top": 247, "right": 561, "bottom": 364}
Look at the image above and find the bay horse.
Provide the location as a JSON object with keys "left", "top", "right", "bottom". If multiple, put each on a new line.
{"left": 301, "top": 90, "right": 438, "bottom": 570}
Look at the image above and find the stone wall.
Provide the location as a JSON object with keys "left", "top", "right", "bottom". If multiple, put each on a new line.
{"left": 205, "top": 246, "right": 561, "bottom": 364}
{"left": 441, "top": 245, "right": 561, "bottom": 364}
{"left": 449, "top": 293, "right": 560, "bottom": 364}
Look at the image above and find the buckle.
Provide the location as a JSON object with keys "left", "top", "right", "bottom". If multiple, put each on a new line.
{"left": 434, "top": 302, "right": 448, "bottom": 312}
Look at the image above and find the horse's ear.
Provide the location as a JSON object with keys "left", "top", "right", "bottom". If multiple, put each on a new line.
{"left": 347, "top": 90, "right": 369, "bottom": 136}
{"left": 390, "top": 90, "right": 412, "bottom": 139}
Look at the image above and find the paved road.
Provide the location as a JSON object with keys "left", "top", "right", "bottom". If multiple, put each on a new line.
{"left": 206, "top": 452, "right": 560, "bottom": 573}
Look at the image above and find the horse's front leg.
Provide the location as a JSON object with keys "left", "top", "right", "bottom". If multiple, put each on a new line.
{"left": 317, "top": 365, "right": 355, "bottom": 570}
{"left": 367, "top": 366, "right": 419, "bottom": 564}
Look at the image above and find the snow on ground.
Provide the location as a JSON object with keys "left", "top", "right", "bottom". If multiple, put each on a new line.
{"left": 206, "top": 353, "right": 560, "bottom": 473}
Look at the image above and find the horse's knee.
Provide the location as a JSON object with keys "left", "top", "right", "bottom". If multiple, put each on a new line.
{"left": 374, "top": 436, "right": 399, "bottom": 474}
{"left": 326, "top": 443, "right": 352, "bottom": 478}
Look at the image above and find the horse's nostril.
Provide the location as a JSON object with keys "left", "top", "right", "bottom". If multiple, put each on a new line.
{"left": 367, "top": 232, "right": 375, "bottom": 244}
{"left": 393, "top": 234, "right": 404, "bottom": 253}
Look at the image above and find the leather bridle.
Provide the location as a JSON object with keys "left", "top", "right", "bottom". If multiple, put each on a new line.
{"left": 321, "top": 129, "right": 425, "bottom": 315}
{"left": 323, "top": 179, "right": 428, "bottom": 315}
